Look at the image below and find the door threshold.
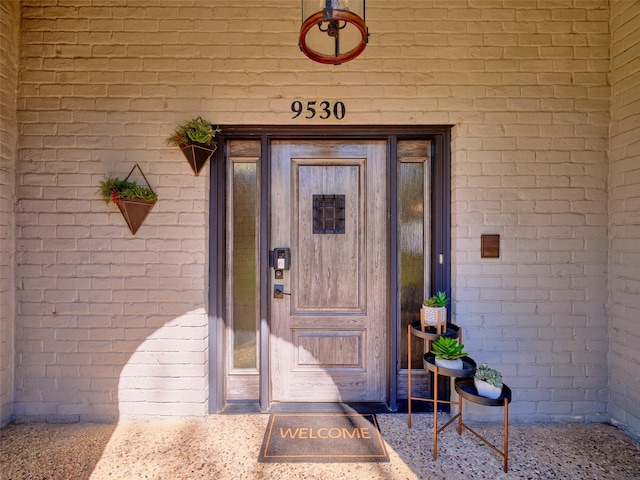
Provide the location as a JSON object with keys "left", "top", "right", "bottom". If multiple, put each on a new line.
{"left": 221, "top": 401, "right": 262, "bottom": 414}
{"left": 219, "top": 401, "right": 446, "bottom": 415}
{"left": 267, "top": 402, "right": 392, "bottom": 414}
{"left": 220, "top": 401, "right": 393, "bottom": 414}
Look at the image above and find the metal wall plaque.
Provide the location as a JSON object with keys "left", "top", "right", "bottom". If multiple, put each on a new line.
{"left": 481, "top": 234, "right": 500, "bottom": 258}
{"left": 313, "top": 194, "right": 346, "bottom": 234}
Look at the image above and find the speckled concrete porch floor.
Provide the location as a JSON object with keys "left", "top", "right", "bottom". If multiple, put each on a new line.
{"left": 2, "top": 414, "right": 639, "bottom": 479}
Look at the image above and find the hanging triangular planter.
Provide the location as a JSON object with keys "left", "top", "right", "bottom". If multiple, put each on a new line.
{"left": 117, "top": 198, "right": 156, "bottom": 235}
{"left": 180, "top": 143, "right": 216, "bottom": 176}
{"left": 110, "top": 163, "right": 157, "bottom": 235}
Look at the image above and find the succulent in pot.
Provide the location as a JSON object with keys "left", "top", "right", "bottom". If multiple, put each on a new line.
{"left": 423, "top": 291, "right": 449, "bottom": 308}
{"left": 166, "top": 116, "right": 220, "bottom": 148}
{"left": 99, "top": 176, "right": 157, "bottom": 205}
{"left": 98, "top": 164, "right": 157, "bottom": 235}
{"left": 474, "top": 363, "right": 503, "bottom": 399}
{"left": 421, "top": 290, "right": 450, "bottom": 333}
{"left": 430, "top": 336, "right": 467, "bottom": 370}
{"left": 166, "top": 117, "right": 221, "bottom": 176}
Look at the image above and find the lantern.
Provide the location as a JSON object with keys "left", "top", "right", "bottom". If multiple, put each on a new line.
{"left": 299, "top": 0, "right": 369, "bottom": 65}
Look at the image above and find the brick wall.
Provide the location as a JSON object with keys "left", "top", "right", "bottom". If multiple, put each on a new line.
{"left": 13, "top": 0, "right": 614, "bottom": 422}
{"left": 448, "top": 1, "right": 611, "bottom": 422}
{"left": 608, "top": 0, "right": 640, "bottom": 442}
{"left": 0, "top": 0, "right": 20, "bottom": 428}
{"left": 15, "top": 0, "right": 212, "bottom": 421}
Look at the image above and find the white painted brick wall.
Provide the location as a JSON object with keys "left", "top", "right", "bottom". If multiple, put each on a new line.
{"left": 0, "top": 0, "right": 20, "bottom": 428}
{"left": 608, "top": 0, "right": 640, "bottom": 442}
{"left": 11, "top": 0, "right": 617, "bottom": 424}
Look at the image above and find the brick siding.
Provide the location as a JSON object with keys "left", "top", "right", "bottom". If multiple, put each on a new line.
{"left": 0, "top": 0, "right": 20, "bottom": 428}
{"left": 3, "top": 0, "right": 634, "bottom": 433}
{"left": 608, "top": 0, "right": 640, "bottom": 441}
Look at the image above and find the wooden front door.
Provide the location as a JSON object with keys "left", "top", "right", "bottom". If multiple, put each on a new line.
{"left": 269, "top": 141, "right": 388, "bottom": 403}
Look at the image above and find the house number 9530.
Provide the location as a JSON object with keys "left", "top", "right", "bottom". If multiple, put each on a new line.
{"left": 291, "top": 100, "right": 346, "bottom": 120}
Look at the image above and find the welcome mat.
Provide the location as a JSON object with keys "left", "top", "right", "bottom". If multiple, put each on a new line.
{"left": 258, "top": 413, "right": 389, "bottom": 463}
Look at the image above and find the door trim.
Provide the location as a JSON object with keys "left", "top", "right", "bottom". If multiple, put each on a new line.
{"left": 209, "top": 125, "right": 453, "bottom": 413}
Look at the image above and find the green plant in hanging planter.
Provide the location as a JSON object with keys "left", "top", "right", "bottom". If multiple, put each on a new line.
{"left": 98, "top": 164, "right": 157, "bottom": 235}
{"left": 166, "top": 117, "right": 221, "bottom": 176}
{"left": 165, "top": 117, "right": 221, "bottom": 148}
{"left": 99, "top": 176, "right": 158, "bottom": 205}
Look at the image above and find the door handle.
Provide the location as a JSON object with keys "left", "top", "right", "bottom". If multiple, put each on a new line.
{"left": 274, "top": 284, "right": 291, "bottom": 299}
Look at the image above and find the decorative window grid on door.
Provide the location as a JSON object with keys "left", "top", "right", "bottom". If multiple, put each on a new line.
{"left": 312, "top": 194, "right": 346, "bottom": 234}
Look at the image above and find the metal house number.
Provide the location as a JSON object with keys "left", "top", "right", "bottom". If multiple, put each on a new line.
{"left": 291, "top": 100, "right": 346, "bottom": 120}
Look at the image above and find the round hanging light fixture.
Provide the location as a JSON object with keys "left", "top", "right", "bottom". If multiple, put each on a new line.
{"left": 299, "top": 0, "right": 369, "bottom": 65}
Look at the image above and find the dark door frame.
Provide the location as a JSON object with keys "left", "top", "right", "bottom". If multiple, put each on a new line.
{"left": 208, "top": 125, "right": 452, "bottom": 413}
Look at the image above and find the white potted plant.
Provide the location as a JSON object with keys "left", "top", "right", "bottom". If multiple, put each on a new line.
{"left": 474, "top": 363, "right": 503, "bottom": 399}
{"left": 430, "top": 336, "right": 467, "bottom": 370}
{"left": 421, "top": 291, "right": 449, "bottom": 333}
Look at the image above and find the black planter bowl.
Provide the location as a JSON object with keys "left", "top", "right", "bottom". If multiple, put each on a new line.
{"left": 455, "top": 377, "right": 512, "bottom": 406}
{"left": 411, "top": 320, "right": 460, "bottom": 341}
{"left": 423, "top": 352, "right": 477, "bottom": 378}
